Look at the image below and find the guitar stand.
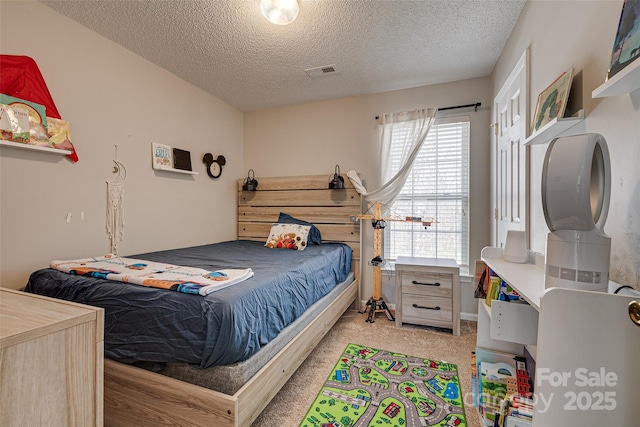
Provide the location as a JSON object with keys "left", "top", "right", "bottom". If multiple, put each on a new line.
{"left": 359, "top": 297, "right": 395, "bottom": 323}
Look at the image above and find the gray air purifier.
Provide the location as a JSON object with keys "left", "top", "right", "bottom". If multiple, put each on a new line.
{"left": 542, "top": 133, "right": 611, "bottom": 291}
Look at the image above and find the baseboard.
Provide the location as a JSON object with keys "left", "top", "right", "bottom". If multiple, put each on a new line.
{"left": 460, "top": 312, "right": 478, "bottom": 322}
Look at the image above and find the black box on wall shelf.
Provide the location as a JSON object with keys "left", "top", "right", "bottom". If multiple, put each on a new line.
{"left": 173, "top": 148, "right": 192, "bottom": 171}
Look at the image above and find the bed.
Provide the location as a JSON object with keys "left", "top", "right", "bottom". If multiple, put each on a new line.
{"left": 24, "top": 174, "right": 361, "bottom": 427}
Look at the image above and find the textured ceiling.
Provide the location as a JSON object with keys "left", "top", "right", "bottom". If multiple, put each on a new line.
{"left": 40, "top": 0, "right": 526, "bottom": 112}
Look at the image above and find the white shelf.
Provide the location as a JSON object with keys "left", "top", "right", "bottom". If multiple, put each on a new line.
{"left": 476, "top": 299, "right": 524, "bottom": 355}
{"left": 523, "top": 109, "right": 584, "bottom": 146}
{"left": 153, "top": 167, "right": 198, "bottom": 175}
{"left": 480, "top": 246, "right": 545, "bottom": 310}
{"left": 480, "top": 297, "right": 492, "bottom": 320}
{"left": 477, "top": 245, "right": 640, "bottom": 426}
{"left": 0, "top": 140, "right": 73, "bottom": 155}
{"left": 592, "top": 58, "right": 640, "bottom": 98}
{"left": 490, "top": 300, "right": 539, "bottom": 345}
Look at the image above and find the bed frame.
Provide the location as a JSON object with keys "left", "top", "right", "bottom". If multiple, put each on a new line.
{"left": 103, "top": 174, "right": 361, "bottom": 427}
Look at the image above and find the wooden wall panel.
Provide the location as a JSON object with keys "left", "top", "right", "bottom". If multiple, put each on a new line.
{"left": 237, "top": 174, "right": 362, "bottom": 267}
{"left": 238, "top": 206, "right": 358, "bottom": 224}
{"left": 238, "top": 188, "right": 360, "bottom": 207}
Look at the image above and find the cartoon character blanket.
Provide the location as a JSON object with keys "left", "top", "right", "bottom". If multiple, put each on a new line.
{"left": 50, "top": 254, "right": 253, "bottom": 296}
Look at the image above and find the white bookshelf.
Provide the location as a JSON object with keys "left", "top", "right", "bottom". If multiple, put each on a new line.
{"left": 480, "top": 247, "right": 545, "bottom": 309}
{"left": 592, "top": 58, "right": 640, "bottom": 98}
{"left": 0, "top": 140, "right": 72, "bottom": 155}
{"left": 476, "top": 246, "right": 640, "bottom": 426}
{"left": 154, "top": 167, "right": 198, "bottom": 175}
{"left": 523, "top": 109, "right": 584, "bottom": 146}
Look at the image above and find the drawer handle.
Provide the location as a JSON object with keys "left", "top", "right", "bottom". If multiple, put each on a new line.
{"left": 413, "top": 303, "right": 441, "bottom": 311}
{"left": 412, "top": 280, "right": 440, "bottom": 287}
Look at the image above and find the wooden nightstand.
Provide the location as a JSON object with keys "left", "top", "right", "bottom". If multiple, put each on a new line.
{"left": 0, "top": 288, "right": 104, "bottom": 426}
{"left": 394, "top": 256, "right": 460, "bottom": 335}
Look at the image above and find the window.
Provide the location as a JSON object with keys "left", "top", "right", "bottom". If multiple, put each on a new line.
{"left": 384, "top": 116, "right": 470, "bottom": 268}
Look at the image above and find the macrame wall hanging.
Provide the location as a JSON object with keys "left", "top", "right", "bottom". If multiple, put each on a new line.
{"left": 107, "top": 145, "right": 126, "bottom": 254}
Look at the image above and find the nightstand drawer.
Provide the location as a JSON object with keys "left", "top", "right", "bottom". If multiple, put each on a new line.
{"left": 402, "top": 294, "right": 453, "bottom": 323}
{"left": 401, "top": 272, "right": 452, "bottom": 297}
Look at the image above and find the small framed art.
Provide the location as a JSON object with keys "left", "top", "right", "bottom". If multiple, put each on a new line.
{"left": 151, "top": 142, "right": 172, "bottom": 170}
{"left": 607, "top": 0, "right": 640, "bottom": 80}
{"left": 531, "top": 68, "right": 573, "bottom": 134}
{"left": 172, "top": 148, "right": 192, "bottom": 171}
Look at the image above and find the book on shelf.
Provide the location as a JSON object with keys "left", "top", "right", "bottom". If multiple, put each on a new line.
{"left": 46, "top": 117, "right": 73, "bottom": 151}
{"left": 509, "top": 407, "right": 533, "bottom": 418}
{"left": 486, "top": 276, "right": 501, "bottom": 307}
{"left": 0, "top": 94, "right": 49, "bottom": 147}
{"left": 510, "top": 396, "right": 534, "bottom": 407}
{"left": 508, "top": 395, "right": 534, "bottom": 420}
{"left": 514, "top": 357, "right": 533, "bottom": 399}
{"left": 474, "top": 348, "right": 533, "bottom": 427}
{"left": 0, "top": 103, "right": 30, "bottom": 143}
{"left": 480, "top": 266, "right": 525, "bottom": 306}
{"left": 480, "top": 360, "right": 516, "bottom": 426}
{"left": 474, "top": 260, "right": 489, "bottom": 298}
{"left": 492, "top": 399, "right": 508, "bottom": 427}
{"left": 523, "top": 346, "right": 536, "bottom": 395}
{"left": 505, "top": 415, "right": 532, "bottom": 427}
{"left": 152, "top": 142, "right": 172, "bottom": 170}
{"left": 508, "top": 406, "right": 533, "bottom": 422}
{"left": 497, "top": 280, "right": 522, "bottom": 302}
{"left": 474, "top": 348, "right": 518, "bottom": 420}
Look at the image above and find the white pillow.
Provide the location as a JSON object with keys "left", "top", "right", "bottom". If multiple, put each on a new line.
{"left": 265, "top": 223, "right": 310, "bottom": 251}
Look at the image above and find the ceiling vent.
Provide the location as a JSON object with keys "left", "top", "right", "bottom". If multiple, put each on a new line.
{"left": 305, "top": 64, "right": 337, "bottom": 78}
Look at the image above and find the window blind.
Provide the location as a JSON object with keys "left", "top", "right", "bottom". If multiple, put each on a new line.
{"left": 385, "top": 116, "right": 470, "bottom": 268}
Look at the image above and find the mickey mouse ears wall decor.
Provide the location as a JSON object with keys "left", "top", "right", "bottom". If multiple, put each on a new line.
{"left": 242, "top": 169, "right": 258, "bottom": 191}
{"left": 203, "top": 153, "right": 226, "bottom": 179}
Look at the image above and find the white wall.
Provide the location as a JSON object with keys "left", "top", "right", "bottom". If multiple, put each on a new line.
{"left": 492, "top": 0, "right": 640, "bottom": 289}
{"left": 245, "top": 78, "right": 493, "bottom": 309}
{"left": 0, "top": 2, "right": 244, "bottom": 289}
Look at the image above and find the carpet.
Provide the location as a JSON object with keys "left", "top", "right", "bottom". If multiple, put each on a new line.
{"left": 299, "top": 343, "right": 467, "bottom": 427}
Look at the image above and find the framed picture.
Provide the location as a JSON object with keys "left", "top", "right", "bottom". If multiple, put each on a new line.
{"left": 473, "top": 260, "right": 489, "bottom": 299}
{"left": 607, "top": 0, "right": 640, "bottom": 80}
{"left": 172, "top": 148, "right": 192, "bottom": 171}
{"left": 151, "top": 142, "right": 172, "bottom": 170}
{"left": 531, "top": 68, "right": 573, "bottom": 134}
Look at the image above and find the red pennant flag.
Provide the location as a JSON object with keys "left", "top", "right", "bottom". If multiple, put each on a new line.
{"left": 1, "top": 55, "right": 78, "bottom": 162}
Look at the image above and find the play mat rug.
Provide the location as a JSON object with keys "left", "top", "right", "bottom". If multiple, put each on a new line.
{"left": 300, "top": 343, "right": 467, "bottom": 427}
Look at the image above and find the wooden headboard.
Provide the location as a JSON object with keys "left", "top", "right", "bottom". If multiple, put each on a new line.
{"left": 237, "top": 174, "right": 361, "bottom": 280}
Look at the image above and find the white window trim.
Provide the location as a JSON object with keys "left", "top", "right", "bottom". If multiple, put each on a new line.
{"left": 384, "top": 115, "right": 470, "bottom": 269}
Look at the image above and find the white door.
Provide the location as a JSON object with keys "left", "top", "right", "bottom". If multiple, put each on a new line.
{"left": 493, "top": 50, "right": 528, "bottom": 247}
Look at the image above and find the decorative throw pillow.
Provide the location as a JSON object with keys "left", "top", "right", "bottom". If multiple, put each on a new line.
{"left": 277, "top": 212, "right": 322, "bottom": 245}
{"left": 265, "top": 223, "right": 311, "bottom": 251}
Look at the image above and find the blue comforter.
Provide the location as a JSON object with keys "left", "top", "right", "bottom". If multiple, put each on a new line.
{"left": 24, "top": 240, "right": 352, "bottom": 368}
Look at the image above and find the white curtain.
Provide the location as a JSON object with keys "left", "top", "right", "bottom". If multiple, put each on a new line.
{"left": 347, "top": 107, "right": 437, "bottom": 210}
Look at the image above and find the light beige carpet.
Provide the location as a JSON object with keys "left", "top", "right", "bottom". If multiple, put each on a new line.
{"left": 252, "top": 308, "right": 482, "bottom": 427}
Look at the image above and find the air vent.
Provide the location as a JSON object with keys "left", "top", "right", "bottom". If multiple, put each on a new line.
{"left": 304, "top": 64, "right": 337, "bottom": 77}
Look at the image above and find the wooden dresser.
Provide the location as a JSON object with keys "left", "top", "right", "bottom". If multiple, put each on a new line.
{"left": 0, "top": 288, "right": 104, "bottom": 427}
{"left": 394, "top": 256, "right": 460, "bottom": 335}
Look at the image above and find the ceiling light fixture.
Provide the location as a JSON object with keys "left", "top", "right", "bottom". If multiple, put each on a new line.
{"left": 260, "top": 0, "right": 299, "bottom": 25}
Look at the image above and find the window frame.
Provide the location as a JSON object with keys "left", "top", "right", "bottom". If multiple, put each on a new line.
{"left": 383, "top": 115, "right": 470, "bottom": 269}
